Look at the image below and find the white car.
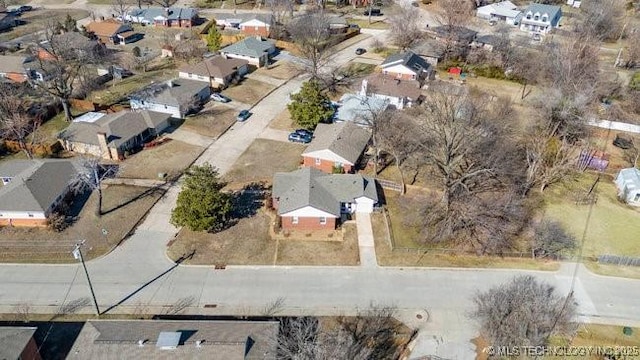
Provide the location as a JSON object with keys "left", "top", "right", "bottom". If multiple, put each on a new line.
{"left": 210, "top": 93, "right": 231, "bottom": 103}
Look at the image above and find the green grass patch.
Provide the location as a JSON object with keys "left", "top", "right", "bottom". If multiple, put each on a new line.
{"left": 543, "top": 174, "right": 640, "bottom": 258}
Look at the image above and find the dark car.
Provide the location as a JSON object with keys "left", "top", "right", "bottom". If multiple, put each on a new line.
{"left": 295, "top": 129, "right": 313, "bottom": 138}
{"left": 363, "top": 8, "right": 382, "bottom": 16}
{"left": 288, "top": 132, "right": 312, "bottom": 143}
{"left": 236, "top": 110, "right": 251, "bottom": 122}
{"left": 18, "top": 5, "right": 33, "bottom": 11}
{"left": 355, "top": 48, "right": 366, "bottom": 55}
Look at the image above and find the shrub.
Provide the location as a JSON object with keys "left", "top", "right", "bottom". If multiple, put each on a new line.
{"left": 630, "top": 71, "right": 640, "bottom": 91}
{"left": 48, "top": 212, "right": 69, "bottom": 232}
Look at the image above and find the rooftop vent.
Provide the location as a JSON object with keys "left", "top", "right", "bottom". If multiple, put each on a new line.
{"left": 156, "top": 332, "right": 181, "bottom": 350}
{"left": 196, "top": 340, "right": 205, "bottom": 348}
{"left": 137, "top": 339, "right": 147, "bottom": 347}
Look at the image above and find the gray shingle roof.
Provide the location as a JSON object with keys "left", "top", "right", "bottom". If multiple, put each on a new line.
{"left": 302, "top": 122, "right": 371, "bottom": 165}
{"left": 131, "top": 79, "right": 209, "bottom": 107}
{"left": 0, "top": 326, "right": 37, "bottom": 360}
{"left": 364, "top": 74, "right": 422, "bottom": 100}
{"left": 60, "top": 110, "right": 170, "bottom": 148}
{"left": 67, "top": 320, "right": 278, "bottom": 360}
{"left": 0, "top": 55, "right": 32, "bottom": 74}
{"left": 381, "top": 51, "right": 432, "bottom": 73}
{"left": 522, "top": 3, "right": 561, "bottom": 21}
{"left": 410, "top": 38, "right": 444, "bottom": 58}
{"left": 221, "top": 37, "right": 275, "bottom": 58}
{"left": 179, "top": 56, "right": 248, "bottom": 79}
{"left": 131, "top": 7, "right": 197, "bottom": 22}
{"left": 273, "top": 167, "right": 378, "bottom": 216}
{"left": 0, "top": 159, "right": 82, "bottom": 213}
{"left": 334, "top": 94, "right": 389, "bottom": 125}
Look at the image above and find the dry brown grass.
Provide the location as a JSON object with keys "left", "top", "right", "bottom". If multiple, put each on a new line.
{"left": 222, "top": 78, "right": 276, "bottom": 105}
{"left": 224, "top": 139, "right": 304, "bottom": 185}
{"left": 269, "top": 109, "right": 295, "bottom": 131}
{"left": 275, "top": 223, "right": 360, "bottom": 266}
{"left": 0, "top": 9, "right": 90, "bottom": 42}
{"left": 371, "top": 212, "right": 560, "bottom": 270}
{"left": 181, "top": 105, "right": 237, "bottom": 138}
{"left": 167, "top": 209, "right": 277, "bottom": 266}
{"left": 118, "top": 140, "right": 203, "bottom": 180}
{"left": 0, "top": 185, "right": 163, "bottom": 263}
{"left": 254, "top": 61, "right": 301, "bottom": 81}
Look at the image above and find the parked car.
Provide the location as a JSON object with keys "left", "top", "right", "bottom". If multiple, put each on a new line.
{"left": 295, "top": 129, "right": 313, "bottom": 138}
{"left": 411, "top": 1, "right": 419, "bottom": 6}
{"left": 355, "top": 48, "right": 366, "bottom": 55}
{"left": 237, "top": 110, "right": 251, "bottom": 122}
{"left": 18, "top": 5, "right": 33, "bottom": 11}
{"left": 211, "top": 93, "right": 231, "bottom": 103}
{"left": 288, "top": 132, "right": 312, "bottom": 143}
{"left": 363, "top": 9, "right": 382, "bottom": 16}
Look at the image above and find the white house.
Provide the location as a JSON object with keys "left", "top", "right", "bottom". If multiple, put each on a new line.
{"left": 476, "top": 1, "right": 521, "bottom": 25}
{"left": 519, "top": 3, "right": 562, "bottom": 35}
{"left": 219, "top": 36, "right": 276, "bottom": 68}
{"left": 129, "top": 79, "right": 210, "bottom": 119}
{"left": 566, "top": 0, "right": 581, "bottom": 8}
{"left": 615, "top": 168, "right": 640, "bottom": 206}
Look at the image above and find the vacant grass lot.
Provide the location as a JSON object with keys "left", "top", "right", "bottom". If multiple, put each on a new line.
{"left": 222, "top": 78, "right": 276, "bottom": 106}
{"left": 118, "top": 139, "right": 203, "bottom": 179}
{"left": 0, "top": 10, "right": 90, "bottom": 41}
{"left": 224, "top": 139, "right": 304, "bottom": 185}
{"left": 548, "top": 324, "right": 640, "bottom": 360}
{"left": 0, "top": 185, "right": 163, "bottom": 263}
{"left": 181, "top": 105, "right": 237, "bottom": 138}
{"left": 254, "top": 61, "right": 301, "bottom": 81}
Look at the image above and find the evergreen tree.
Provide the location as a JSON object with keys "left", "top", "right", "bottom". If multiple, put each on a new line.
{"left": 64, "top": 14, "right": 78, "bottom": 32}
{"left": 206, "top": 26, "right": 222, "bottom": 52}
{"left": 287, "top": 80, "right": 334, "bottom": 130}
{"left": 171, "top": 163, "right": 233, "bottom": 232}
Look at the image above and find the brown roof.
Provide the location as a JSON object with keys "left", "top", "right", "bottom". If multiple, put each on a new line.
{"left": 85, "top": 21, "right": 128, "bottom": 37}
{"left": 365, "top": 74, "right": 422, "bottom": 100}
{"left": 179, "top": 56, "right": 248, "bottom": 79}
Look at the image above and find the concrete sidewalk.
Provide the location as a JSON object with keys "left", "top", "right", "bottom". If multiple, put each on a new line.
{"left": 258, "top": 127, "right": 291, "bottom": 142}
{"left": 356, "top": 214, "right": 377, "bottom": 268}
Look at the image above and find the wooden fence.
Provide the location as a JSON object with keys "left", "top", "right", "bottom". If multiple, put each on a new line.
{"left": 376, "top": 178, "right": 404, "bottom": 193}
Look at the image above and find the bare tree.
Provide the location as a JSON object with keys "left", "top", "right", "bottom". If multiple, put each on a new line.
{"left": 434, "top": 0, "right": 473, "bottom": 29}
{"left": 172, "top": 31, "right": 207, "bottom": 62}
{"left": 267, "top": 0, "right": 294, "bottom": 38}
{"left": 112, "top": 0, "right": 131, "bottom": 22}
{"left": 71, "top": 158, "right": 118, "bottom": 217}
{"left": 153, "top": 0, "right": 177, "bottom": 8}
{"left": 0, "top": 85, "right": 40, "bottom": 159}
{"left": 623, "top": 29, "right": 640, "bottom": 69}
{"left": 532, "top": 219, "right": 577, "bottom": 259}
{"left": 288, "top": 11, "right": 332, "bottom": 79}
{"left": 472, "top": 275, "right": 577, "bottom": 349}
{"left": 577, "top": 0, "right": 625, "bottom": 42}
{"left": 387, "top": 5, "right": 422, "bottom": 50}
{"left": 376, "top": 111, "right": 422, "bottom": 193}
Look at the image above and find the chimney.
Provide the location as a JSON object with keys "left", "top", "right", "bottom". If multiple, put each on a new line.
{"left": 255, "top": 35, "right": 262, "bottom": 41}
{"left": 96, "top": 132, "right": 111, "bottom": 160}
{"left": 165, "top": 7, "right": 171, "bottom": 16}
{"left": 195, "top": 340, "right": 204, "bottom": 348}
{"left": 138, "top": 339, "right": 147, "bottom": 347}
{"left": 360, "top": 79, "right": 368, "bottom": 96}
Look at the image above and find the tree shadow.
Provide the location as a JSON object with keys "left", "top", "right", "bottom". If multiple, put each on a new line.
{"left": 100, "top": 185, "right": 166, "bottom": 216}
{"left": 225, "top": 182, "right": 269, "bottom": 228}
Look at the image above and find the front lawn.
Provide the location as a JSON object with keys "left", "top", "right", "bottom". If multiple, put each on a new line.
{"left": 222, "top": 78, "right": 276, "bottom": 106}
{"left": 118, "top": 139, "right": 204, "bottom": 180}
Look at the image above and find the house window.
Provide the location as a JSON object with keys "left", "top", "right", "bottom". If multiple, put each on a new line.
{"left": 28, "top": 213, "right": 34, "bottom": 218}
{"left": 292, "top": 216, "right": 299, "bottom": 224}
{"left": 320, "top": 217, "right": 327, "bottom": 225}
{"left": 396, "top": 73, "right": 402, "bottom": 79}
{"left": 188, "top": 73, "right": 193, "bottom": 78}
{"left": 315, "top": 158, "right": 321, "bottom": 165}
{"left": 164, "top": 105, "right": 168, "bottom": 109}
{"left": 526, "top": 13, "right": 531, "bottom": 19}
{"left": 534, "top": 15, "right": 539, "bottom": 20}
{"left": 541, "top": 15, "right": 548, "bottom": 22}
{"left": 634, "top": 193, "right": 640, "bottom": 202}
{"left": 141, "top": 100, "right": 145, "bottom": 105}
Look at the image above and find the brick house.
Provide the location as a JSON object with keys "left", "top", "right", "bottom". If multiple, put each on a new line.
{"left": 272, "top": 167, "right": 378, "bottom": 230}
{"left": 125, "top": 7, "right": 198, "bottom": 27}
{"left": 239, "top": 17, "right": 271, "bottom": 37}
{"left": 178, "top": 55, "right": 249, "bottom": 89}
{"left": 380, "top": 51, "right": 434, "bottom": 83}
{"left": 0, "top": 160, "right": 83, "bottom": 227}
{"left": 0, "top": 326, "right": 42, "bottom": 360}
{"left": 301, "top": 122, "right": 371, "bottom": 174}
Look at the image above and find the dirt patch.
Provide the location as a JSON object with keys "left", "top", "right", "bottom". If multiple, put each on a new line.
{"left": 118, "top": 139, "right": 204, "bottom": 180}
{"left": 224, "top": 139, "right": 304, "bottom": 185}
{"left": 222, "top": 78, "right": 276, "bottom": 105}
{"left": 167, "top": 209, "right": 277, "bottom": 266}
{"left": 254, "top": 61, "right": 302, "bottom": 81}
{"left": 0, "top": 9, "right": 90, "bottom": 42}
{"left": 269, "top": 109, "right": 295, "bottom": 131}
{"left": 276, "top": 223, "right": 360, "bottom": 266}
{"left": 0, "top": 185, "right": 163, "bottom": 263}
{"left": 181, "top": 105, "right": 237, "bottom": 138}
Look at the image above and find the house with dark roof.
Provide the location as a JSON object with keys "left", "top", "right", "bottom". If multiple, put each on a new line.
{"left": 0, "top": 13, "right": 16, "bottom": 31}
{"left": 519, "top": 3, "right": 561, "bottom": 34}
{"left": 380, "top": 51, "right": 433, "bottom": 82}
{"left": 220, "top": 36, "right": 276, "bottom": 68}
{"left": 178, "top": 55, "right": 249, "bottom": 89}
{"left": 302, "top": 122, "right": 371, "bottom": 174}
{"left": 0, "top": 160, "right": 83, "bottom": 226}
{"left": 129, "top": 78, "right": 211, "bottom": 119}
{"left": 67, "top": 319, "right": 278, "bottom": 360}
{"left": 125, "top": 7, "right": 198, "bottom": 27}
{"left": 409, "top": 38, "right": 445, "bottom": 66}
{"left": 615, "top": 168, "right": 640, "bottom": 206}
{"left": 427, "top": 25, "right": 478, "bottom": 45}
{"left": 0, "top": 326, "right": 41, "bottom": 360}
{"left": 273, "top": 167, "right": 378, "bottom": 230}
{"left": 471, "top": 34, "right": 500, "bottom": 51}
{"left": 360, "top": 74, "right": 422, "bottom": 110}
{"left": 58, "top": 110, "right": 172, "bottom": 160}
{"left": 84, "top": 19, "right": 134, "bottom": 44}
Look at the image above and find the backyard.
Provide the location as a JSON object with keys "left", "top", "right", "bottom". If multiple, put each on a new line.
{"left": 0, "top": 185, "right": 163, "bottom": 263}
{"left": 88, "top": 63, "right": 175, "bottom": 106}
{"left": 0, "top": 9, "right": 90, "bottom": 42}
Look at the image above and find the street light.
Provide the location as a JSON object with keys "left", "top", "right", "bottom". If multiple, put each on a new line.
{"left": 72, "top": 240, "right": 100, "bottom": 316}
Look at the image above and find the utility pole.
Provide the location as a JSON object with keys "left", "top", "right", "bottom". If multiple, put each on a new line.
{"left": 614, "top": 21, "right": 628, "bottom": 67}
{"left": 72, "top": 241, "right": 100, "bottom": 316}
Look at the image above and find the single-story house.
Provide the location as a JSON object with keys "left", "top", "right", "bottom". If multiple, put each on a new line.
{"left": 476, "top": 1, "right": 521, "bottom": 25}
{"left": 125, "top": 7, "right": 198, "bottom": 27}
{"left": 361, "top": 74, "right": 422, "bottom": 110}
{"left": 58, "top": 110, "right": 172, "bottom": 160}
{"left": 471, "top": 34, "right": 500, "bottom": 51}
{"left": 380, "top": 51, "right": 434, "bottom": 82}
{"left": 302, "top": 121, "right": 371, "bottom": 174}
{"left": 273, "top": 167, "right": 378, "bottom": 230}
{"left": 84, "top": 20, "right": 134, "bottom": 44}
{"left": 0, "top": 326, "right": 42, "bottom": 360}
{"left": 37, "top": 32, "right": 106, "bottom": 61}
{"left": 0, "top": 55, "right": 36, "bottom": 83}
{"left": 66, "top": 319, "right": 279, "bottom": 360}
{"left": 566, "top": 0, "right": 581, "bottom": 8}
{"left": 519, "top": 3, "right": 562, "bottom": 35}
{"left": 130, "top": 79, "right": 211, "bottom": 119}
{"left": 615, "top": 167, "right": 640, "bottom": 206}
{"left": 215, "top": 14, "right": 273, "bottom": 36}
{"left": 178, "top": 55, "right": 249, "bottom": 89}
{"left": 219, "top": 36, "right": 276, "bottom": 68}
{"left": 0, "top": 159, "right": 83, "bottom": 227}
{"left": 427, "top": 25, "right": 478, "bottom": 45}
{"left": 410, "top": 38, "right": 445, "bottom": 67}
{"left": 334, "top": 93, "right": 389, "bottom": 126}
{"left": 239, "top": 17, "right": 271, "bottom": 37}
